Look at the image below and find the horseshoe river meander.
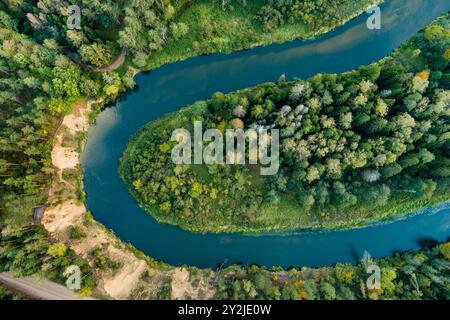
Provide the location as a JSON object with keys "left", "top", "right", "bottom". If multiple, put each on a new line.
{"left": 82, "top": 0, "right": 450, "bottom": 269}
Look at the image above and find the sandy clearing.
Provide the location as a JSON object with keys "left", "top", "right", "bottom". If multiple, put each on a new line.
{"left": 44, "top": 98, "right": 156, "bottom": 300}
{"left": 171, "top": 268, "right": 215, "bottom": 300}
{"left": 51, "top": 146, "right": 79, "bottom": 170}
{"left": 62, "top": 112, "right": 90, "bottom": 135}
{"left": 50, "top": 99, "right": 99, "bottom": 174}
{"left": 171, "top": 268, "right": 191, "bottom": 299}
{"left": 103, "top": 245, "right": 148, "bottom": 299}
{"left": 42, "top": 201, "right": 85, "bottom": 234}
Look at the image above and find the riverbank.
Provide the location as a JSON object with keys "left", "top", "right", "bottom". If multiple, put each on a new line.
{"left": 43, "top": 98, "right": 216, "bottom": 299}
{"left": 145, "top": 0, "right": 384, "bottom": 70}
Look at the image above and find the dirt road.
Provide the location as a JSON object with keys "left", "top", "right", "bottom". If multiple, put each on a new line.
{"left": 0, "top": 272, "right": 95, "bottom": 300}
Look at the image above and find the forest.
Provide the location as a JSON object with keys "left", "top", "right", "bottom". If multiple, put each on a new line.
{"left": 216, "top": 242, "right": 450, "bottom": 300}
{"left": 121, "top": 15, "right": 450, "bottom": 233}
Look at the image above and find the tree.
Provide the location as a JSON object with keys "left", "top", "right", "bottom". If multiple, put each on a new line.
{"left": 362, "top": 169, "right": 380, "bottom": 183}
{"left": 80, "top": 43, "right": 112, "bottom": 67}
{"left": 339, "top": 112, "right": 352, "bottom": 129}
{"left": 381, "top": 163, "right": 402, "bottom": 178}
{"left": 265, "top": 190, "right": 280, "bottom": 204}
{"left": 380, "top": 268, "right": 397, "bottom": 296}
{"left": 320, "top": 282, "right": 336, "bottom": 300}
{"left": 298, "top": 193, "right": 315, "bottom": 211}
{"left": 408, "top": 178, "right": 436, "bottom": 199}
{"left": 66, "top": 30, "right": 86, "bottom": 48}
{"left": 335, "top": 263, "right": 356, "bottom": 285}
{"left": 80, "top": 79, "right": 101, "bottom": 98}
{"left": 338, "top": 285, "right": 356, "bottom": 300}
{"left": 302, "top": 279, "right": 320, "bottom": 300}
{"left": 48, "top": 97, "right": 72, "bottom": 115}
{"left": 132, "top": 52, "right": 148, "bottom": 68}
{"left": 252, "top": 274, "right": 272, "bottom": 298}
{"left": 439, "top": 243, "right": 450, "bottom": 260}
{"left": 362, "top": 184, "right": 391, "bottom": 207}
{"left": 170, "top": 22, "right": 189, "bottom": 39}
{"left": 47, "top": 243, "right": 67, "bottom": 258}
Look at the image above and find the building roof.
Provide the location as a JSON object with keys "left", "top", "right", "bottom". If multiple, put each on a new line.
{"left": 32, "top": 205, "right": 46, "bottom": 223}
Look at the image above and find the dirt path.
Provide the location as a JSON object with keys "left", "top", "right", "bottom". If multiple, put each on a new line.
{"left": 90, "top": 49, "right": 126, "bottom": 72}
{"left": 66, "top": 49, "right": 126, "bottom": 73}
{"left": 0, "top": 272, "right": 96, "bottom": 300}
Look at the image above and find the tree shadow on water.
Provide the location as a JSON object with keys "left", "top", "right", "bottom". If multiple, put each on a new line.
{"left": 349, "top": 246, "right": 361, "bottom": 264}
{"left": 417, "top": 237, "right": 439, "bottom": 250}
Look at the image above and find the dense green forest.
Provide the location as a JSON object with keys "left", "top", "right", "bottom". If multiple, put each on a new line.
{"left": 121, "top": 15, "right": 450, "bottom": 233}
{"left": 1, "top": 0, "right": 449, "bottom": 301}
{"left": 216, "top": 242, "right": 450, "bottom": 300}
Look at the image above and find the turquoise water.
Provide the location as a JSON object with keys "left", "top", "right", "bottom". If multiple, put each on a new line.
{"left": 82, "top": 0, "right": 450, "bottom": 269}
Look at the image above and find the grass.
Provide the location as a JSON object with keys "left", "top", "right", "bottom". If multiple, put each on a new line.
{"left": 254, "top": 189, "right": 450, "bottom": 233}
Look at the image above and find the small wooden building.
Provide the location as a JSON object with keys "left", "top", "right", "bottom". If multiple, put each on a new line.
{"left": 32, "top": 205, "right": 46, "bottom": 224}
